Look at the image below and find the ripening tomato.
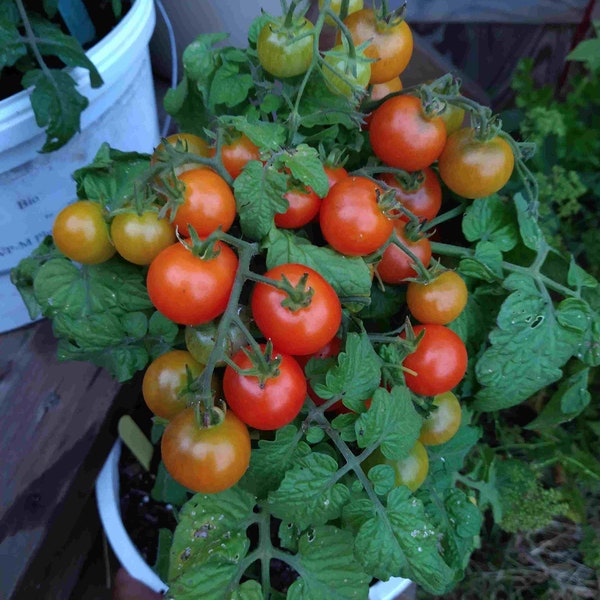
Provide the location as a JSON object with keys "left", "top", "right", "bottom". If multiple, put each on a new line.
{"left": 320, "top": 176, "right": 393, "bottom": 256}
{"left": 369, "top": 76, "right": 403, "bottom": 102}
{"left": 213, "top": 134, "right": 260, "bottom": 179}
{"left": 419, "top": 391, "right": 462, "bottom": 446}
{"left": 223, "top": 345, "right": 307, "bottom": 430}
{"left": 257, "top": 18, "right": 314, "bottom": 78}
{"left": 341, "top": 8, "right": 413, "bottom": 84}
{"left": 172, "top": 168, "right": 236, "bottom": 237}
{"left": 323, "top": 45, "right": 371, "bottom": 97}
{"left": 147, "top": 241, "right": 238, "bottom": 326}
{"left": 439, "top": 103, "right": 465, "bottom": 136}
{"left": 438, "top": 128, "right": 515, "bottom": 199}
{"left": 376, "top": 221, "right": 432, "bottom": 284}
{"left": 402, "top": 324, "right": 467, "bottom": 396}
{"left": 161, "top": 407, "right": 251, "bottom": 493}
{"left": 152, "top": 132, "right": 211, "bottom": 176}
{"left": 110, "top": 211, "right": 175, "bottom": 265}
{"left": 369, "top": 95, "right": 447, "bottom": 171}
{"left": 380, "top": 167, "right": 442, "bottom": 223}
{"left": 406, "top": 271, "right": 468, "bottom": 325}
{"left": 275, "top": 186, "right": 321, "bottom": 229}
{"left": 324, "top": 165, "right": 348, "bottom": 190}
{"left": 363, "top": 441, "right": 429, "bottom": 492}
{"left": 52, "top": 200, "right": 115, "bottom": 264}
{"left": 251, "top": 263, "right": 342, "bottom": 356}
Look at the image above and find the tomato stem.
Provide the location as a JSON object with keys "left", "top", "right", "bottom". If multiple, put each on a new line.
{"left": 389, "top": 229, "right": 433, "bottom": 281}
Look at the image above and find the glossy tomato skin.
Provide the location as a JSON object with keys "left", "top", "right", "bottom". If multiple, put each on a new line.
{"left": 111, "top": 211, "right": 175, "bottom": 266}
{"left": 320, "top": 176, "right": 393, "bottom": 256}
{"left": 376, "top": 221, "right": 432, "bottom": 283}
{"left": 142, "top": 350, "right": 204, "bottom": 420}
{"left": 323, "top": 45, "right": 371, "bottom": 97}
{"left": 438, "top": 128, "right": 515, "bottom": 199}
{"left": 275, "top": 187, "right": 321, "bottom": 229}
{"left": 363, "top": 441, "right": 429, "bottom": 492}
{"left": 369, "top": 76, "right": 403, "bottom": 102}
{"left": 402, "top": 324, "right": 467, "bottom": 396}
{"left": 161, "top": 408, "right": 251, "bottom": 493}
{"left": 214, "top": 134, "right": 260, "bottom": 180}
{"left": 172, "top": 168, "right": 236, "bottom": 238}
{"left": 53, "top": 200, "right": 115, "bottom": 264}
{"left": 342, "top": 9, "right": 413, "bottom": 84}
{"left": 370, "top": 95, "right": 447, "bottom": 172}
{"left": 419, "top": 391, "right": 462, "bottom": 446}
{"left": 406, "top": 271, "right": 468, "bottom": 325}
{"left": 223, "top": 345, "right": 307, "bottom": 430}
{"left": 257, "top": 18, "right": 314, "bottom": 78}
{"left": 380, "top": 167, "right": 442, "bottom": 223}
{"left": 152, "top": 133, "right": 211, "bottom": 176}
{"left": 324, "top": 165, "right": 348, "bottom": 190}
{"left": 251, "top": 263, "right": 342, "bottom": 356}
{"left": 147, "top": 241, "right": 238, "bottom": 326}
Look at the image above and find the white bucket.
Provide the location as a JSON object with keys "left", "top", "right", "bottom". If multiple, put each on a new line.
{"left": 0, "top": 0, "right": 159, "bottom": 333}
{"left": 96, "top": 440, "right": 413, "bottom": 598}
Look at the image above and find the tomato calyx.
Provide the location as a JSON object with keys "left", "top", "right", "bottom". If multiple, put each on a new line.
{"left": 375, "top": 186, "right": 401, "bottom": 216}
{"left": 224, "top": 340, "right": 282, "bottom": 388}
{"left": 375, "top": 1, "right": 407, "bottom": 29}
{"left": 248, "top": 269, "right": 315, "bottom": 311}
{"left": 380, "top": 168, "right": 424, "bottom": 193}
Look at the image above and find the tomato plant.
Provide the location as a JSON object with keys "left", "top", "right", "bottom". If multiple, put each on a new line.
{"left": 147, "top": 241, "right": 238, "bottom": 326}
{"left": 172, "top": 168, "right": 236, "bottom": 237}
{"left": 406, "top": 270, "right": 468, "bottom": 324}
{"left": 322, "top": 45, "right": 371, "bottom": 97}
{"left": 161, "top": 407, "right": 251, "bottom": 493}
{"left": 52, "top": 200, "right": 115, "bottom": 264}
{"left": 251, "top": 263, "right": 342, "bottom": 356}
{"left": 402, "top": 324, "right": 468, "bottom": 396}
{"left": 152, "top": 132, "right": 211, "bottom": 176}
{"left": 213, "top": 133, "right": 260, "bottom": 179}
{"left": 369, "top": 76, "right": 403, "bottom": 102}
{"left": 369, "top": 94, "right": 447, "bottom": 171}
{"left": 419, "top": 391, "right": 462, "bottom": 446}
{"left": 323, "top": 164, "right": 348, "bottom": 190}
{"left": 274, "top": 185, "right": 321, "bottom": 228}
{"left": 438, "top": 128, "right": 515, "bottom": 198}
{"left": 320, "top": 176, "right": 393, "bottom": 256}
{"left": 319, "top": 0, "right": 363, "bottom": 25}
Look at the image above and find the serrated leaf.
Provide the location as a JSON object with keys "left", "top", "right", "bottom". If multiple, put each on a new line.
{"left": 514, "top": 192, "right": 543, "bottom": 251}
{"left": 286, "top": 526, "right": 370, "bottom": 600}
{"left": 182, "top": 32, "right": 229, "bottom": 92}
{"left": 220, "top": 116, "right": 286, "bottom": 151}
{"left": 355, "top": 387, "right": 422, "bottom": 460}
{"left": 234, "top": 161, "right": 287, "bottom": 240}
{"left": 306, "top": 427, "right": 325, "bottom": 444}
{"left": 331, "top": 413, "right": 360, "bottom": 442}
{"left": 280, "top": 144, "right": 329, "bottom": 198}
{"left": 298, "top": 74, "right": 358, "bottom": 129}
{"left": 122, "top": 311, "right": 148, "bottom": 338}
{"left": 567, "top": 255, "right": 598, "bottom": 290}
{"left": 0, "top": 15, "right": 26, "bottom": 69}
{"left": 264, "top": 229, "right": 372, "bottom": 303}
{"left": 462, "top": 196, "right": 519, "bottom": 251}
{"left": 367, "top": 464, "right": 395, "bottom": 495}
{"left": 268, "top": 453, "right": 351, "bottom": 529}
{"left": 210, "top": 62, "right": 253, "bottom": 108}
{"left": 148, "top": 311, "right": 180, "bottom": 342}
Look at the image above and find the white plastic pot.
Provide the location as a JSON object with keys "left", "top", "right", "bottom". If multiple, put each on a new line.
{"left": 96, "top": 440, "right": 413, "bottom": 599}
{"left": 0, "top": 0, "right": 160, "bottom": 333}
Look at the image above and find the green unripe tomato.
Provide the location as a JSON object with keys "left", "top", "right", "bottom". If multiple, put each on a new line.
{"left": 419, "top": 392, "right": 462, "bottom": 446}
{"left": 319, "top": 0, "right": 364, "bottom": 26}
{"left": 322, "top": 45, "right": 371, "bottom": 97}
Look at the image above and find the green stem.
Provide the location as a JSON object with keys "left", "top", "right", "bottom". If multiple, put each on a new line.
{"left": 421, "top": 204, "right": 466, "bottom": 232}
{"left": 390, "top": 229, "right": 432, "bottom": 281}
{"left": 15, "top": 0, "right": 53, "bottom": 80}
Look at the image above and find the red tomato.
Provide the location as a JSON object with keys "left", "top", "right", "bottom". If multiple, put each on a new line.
{"left": 223, "top": 345, "right": 307, "bottom": 430}
{"left": 147, "top": 241, "right": 238, "bottom": 326}
{"left": 402, "top": 324, "right": 467, "bottom": 396}
{"left": 213, "top": 134, "right": 260, "bottom": 179}
{"left": 319, "top": 176, "right": 393, "bottom": 256}
{"left": 161, "top": 407, "right": 251, "bottom": 493}
{"left": 274, "top": 186, "right": 321, "bottom": 229}
{"left": 376, "top": 221, "right": 432, "bottom": 284}
{"left": 379, "top": 167, "right": 442, "bottom": 223}
{"left": 369, "top": 95, "right": 447, "bottom": 171}
{"left": 251, "top": 263, "right": 342, "bottom": 356}
{"left": 172, "top": 168, "right": 236, "bottom": 238}
{"left": 324, "top": 165, "right": 348, "bottom": 190}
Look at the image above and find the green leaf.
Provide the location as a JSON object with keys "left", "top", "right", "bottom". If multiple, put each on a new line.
{"left": 121, "top": 312, "right": 148, "bottom": 338}
{"left": 234, "top": 161, "right": 287, "bottom": 240}
{"left": 358, "top": 282, "right": 405, "bottom": 321}
{"left": 330, "top": 413, "right": 360, "bottom": 443}
{"left": 462, "top": 196, "right": 519, "bottom": 252}
{"left": 240, "top": 425, "right": 311, "bottom": 497}
{"left": 367, "top": 464, "right": 395, "bottom": 496}
{"left": 118, "top": 415, "right": 153, "bottom": 471}
{"left": 286, "top": 526, "right": 371, "bottom": 600}
{"left": 268, "top": 453, "right": 351, "bottom": 529}
{"left": 167, "top": 488, "right": 256, "bottom": 599}
{"left": 230, "top": 581, "right": 264, "bottom": 600}
{"left": 355, "top": 387, "right": 422, "bottom": 460}
{"left": 312, "top": 332, "right": 382, "bottom": 412}
{"left": 164, "top": 76, "right": 212, "bottom": 136}
{"left": 525, "top": 367, "right": 591, "bottom": 429}
{"left": 514, "top": 192, "right": 543, "bottom": 251}
{"left": 148, "top": 311, "right": 180, "bottom": 342}
{"left": 567, "top": 36, "right": 600, "bottom": 71}
{"left": 264, "top": 229, "right": 372, "bottom": 304}
{"left": 219, "top": 116, "right": 286, "bottom": 151}
{"left": 306, "top": 427, "right": 325, "bottom": 444}
{"left": 280, "top": 144, "right": 329, "bottom": 198}
{"left": 474, "top": 273, "right": 583, "bottom": 411}
{"left": 567, "top": 255, "right": 598, "bottom": 290}
{"left": 182, "top": 32, "right": 229, "bottom": 94}
{"left": 153, "top": 528, "right": 174, "bottom": 583}
{"left": 210, "top": 62, "right": 253, "bottom": 108}
{"left": 0, "top": 15, "right": 26, "bottom": 69}
{"left": 151, "top": 461, "right": 190, "bottom": 507}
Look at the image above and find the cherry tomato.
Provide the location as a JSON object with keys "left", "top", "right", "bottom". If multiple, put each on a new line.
{"left": 52, "top": 200, "right": 115, "bottom": 264}
{"left": 363, "top": 441, "right": 429, "bottom": 492}
{"left": 324, "top": 165, "right": 348, "bottom": 190}
{"left": 257, "top": 18, "right": 314, "bottom": 78}
{"left": 110, "top": 211, "right": 175, "bottom": 266}
{"left": 402, "top": 324, "right": 467, "bottom": 396}
{"left": 323, "top": 45, "right": 371, "bottom": 97}
{"left": 152, "top": 132, "right": 211, "bottom": 176}
{"left": 172, "top": 168, "right": 236, "bottom": 238}
{"left": 251, "top": 263, "right": 342, "bottom": 356}
{"left": 341, "top": 8, "right": 413, "bottom": 84}
{"left": 274, "top": 186, "right": 321, "bottom": 229}
{"left": 369, "top": 76, "right": 403, "bottom": 102}
{"left": 376, "top": 221, "right": 432, "bottom": 284}
{"left": 147, "top": 241, "right": 238, "bottom": 326}
{"left": 142, "top": 350, "right": 210, "bottom": 420}
{"left": 438, "top": 128, "right": 515, "bottom": 199}
{"left": 161, "top": 407, "right": 251, "bottom": 493}
{"left": 419, "top": 391, "right": 462, "bottom": 446}
{"left": 439, "top": 103, "right": 465, "bottom": 136}
{"left": 319, "top": 0, "right": 363, "bottom": 25}
{"left": 406, "top": 271, "right": 468, "bottom": 325}
{"left": 213, "top": 134, "right": 261, "bottom": 180}
{"left": 223, "top": 345, "right": 307, "bottom": 430}
{"left": 380, "top": 167, "right": 442, "bottom": 223}
{"left": 320, "top": 176, "right": 393, "bottom": 256}
{"left": 369, "top": 95, "right": 447, "bottom": 172}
